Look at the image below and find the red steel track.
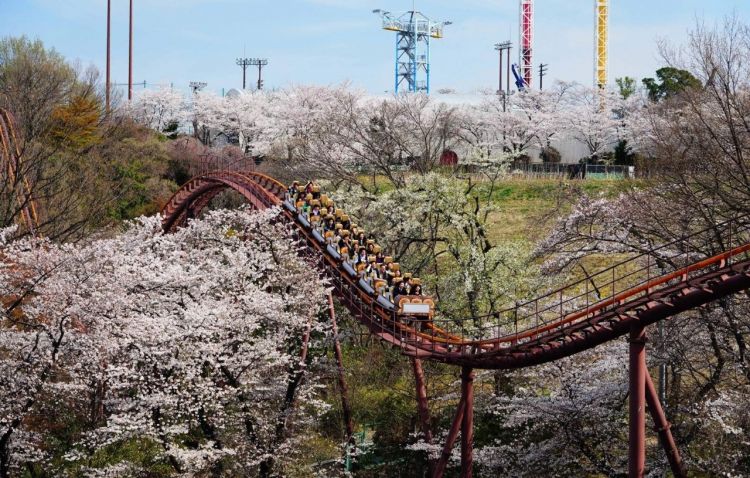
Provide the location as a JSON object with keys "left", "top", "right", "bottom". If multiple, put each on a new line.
{"left": 162, "top": 170, "right": 750, "bottom": 371}
{"left": 162, "top": 170, "right": 750, "bottom": 478}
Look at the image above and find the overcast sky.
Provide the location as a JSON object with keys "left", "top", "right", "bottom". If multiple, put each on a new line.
{"left": 1, "top": 0, "right": 747, "bottom": 96}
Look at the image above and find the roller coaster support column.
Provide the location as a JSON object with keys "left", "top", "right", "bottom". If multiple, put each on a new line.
{"left": 645, "top": 373, "right": 686, "bottom": 477}
{"left": 327, "top": 293, "right": 355, "bottom": 443}
{"left": 460, "top": 366, "right": 475, "bottom": 478}
{"left": 411, "top": 357, "right": 435, "bottom": 473}
{"left": 629, "top": 323, "right": 646, "bottom": 478}
{"left": 433, "top": 397, "right": 465, "bottom": 478}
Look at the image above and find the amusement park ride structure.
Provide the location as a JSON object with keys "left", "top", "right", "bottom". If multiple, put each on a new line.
{"left": 373, "top": 8, "right": 451, "bottom": 94}
{"left": 518, "top": 0, "right": 534, "bottom": 88}
{"left": 162, "top": 169, "right": 750, "bottom": 478}
{"left": 512, "top": 0, "right": 609, "bottom": 90}
{"left": 596, "top": 0, "right": 609, "bottom": 88}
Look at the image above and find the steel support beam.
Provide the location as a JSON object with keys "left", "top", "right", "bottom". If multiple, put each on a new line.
{"left": 645, "top": 373, "right": 686, "bottom": 477}
{"left": 328, "top": 293, "right": 355, "bottom": 442}
{"left": 433, "top": 396, "right": 465, "bottom": 478}
{"left": 629, "top": 323, "right": 646, "bottom": 478}
{"left": 412, "top": 357, "right": 434, "bottom": 475}
{"left": 460, "top": 367, "right": 474, "bottom": 478}
{"left": 412, "top": 358, "right": 433, "bottom": 443}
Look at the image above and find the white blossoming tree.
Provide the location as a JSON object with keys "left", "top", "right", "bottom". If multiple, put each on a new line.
{"left": 0, "top": 208, "right": 328, "bottom": 477}
{"left": 126, "top": 87, "right": 186, "bottom": 133}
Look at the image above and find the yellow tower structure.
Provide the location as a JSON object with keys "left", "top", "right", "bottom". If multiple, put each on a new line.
{"left": 595, "top": 0, "right": 608, "bottom": 88}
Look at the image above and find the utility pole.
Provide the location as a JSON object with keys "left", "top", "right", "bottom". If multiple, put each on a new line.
{"left": 128, "top": 0, "right": 134, "bottom": 101}
{"left": 538, "top": 63, "right": 548, "bottom": 90}
{"left": 106, "top": 0, "right": 111, "bottom": 112}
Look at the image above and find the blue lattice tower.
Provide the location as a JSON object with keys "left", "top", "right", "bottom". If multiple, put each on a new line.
{"left": 373, "top": 9, "right": 450, "bottom": 94}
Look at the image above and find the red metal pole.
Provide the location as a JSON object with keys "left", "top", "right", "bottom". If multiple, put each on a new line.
{"left": 105, "top": 0, "right": 111, "bottom": 112}
{"left": 412, "top": 357, "right": 433, "bottom": 444}
{"left": 411, "top": 357, "right": 434, "bottom": 474}
{"left": 328, "top": 293, "right": 354, "bottom": 442}
{"left": 128, "top": 0, "right": 133, "bottom": 101}
{"left": 645, "top": 373, "right": 686, "bottom": 477}
{"left": 460, "top": 366, "right": 474, "bottom": 478}
{"left": 629, "top": 323, "right": 646, "bottom": 478}
{"left": 434, "top": 396, "right": 465, "bottom": 478}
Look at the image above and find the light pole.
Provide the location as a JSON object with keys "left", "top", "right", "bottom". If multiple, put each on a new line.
{"left": 106, "top": 0, "right": 111, "bottom": 111}
{"left": 128, "top": 0, "right": 134, "bottom": 101}
{"left": 494, "top": 41, "right": 512, "bottom": 112}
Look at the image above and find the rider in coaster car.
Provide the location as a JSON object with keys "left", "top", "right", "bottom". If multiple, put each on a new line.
{"left": 288, "top": 181, "right": 300, "bottom": 201}
{"left": 376, "top": 263, "right": 388, "bottom": 280}
{"left": 356, "top": 247, "right": 367, "bottom": 264}
{"left": 304, "top": 181, "right": 314, "bottom": 195}
{"left": 374, "top": 246, "right": 384, "bottom": 264}
{"left": 338, "top": 230, "right": 349, "bottom": 249}
{"left": 393, "top": 279, "right": 408, "bottom": 301}
{"left": 365, "top": 260, "right": 376, "bottom": 278}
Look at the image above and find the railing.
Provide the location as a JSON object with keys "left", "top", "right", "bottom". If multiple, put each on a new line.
{"left": 419, "top": 215, "right": 750, "bottom": 352}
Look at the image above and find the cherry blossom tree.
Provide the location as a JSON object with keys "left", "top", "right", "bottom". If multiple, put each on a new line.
{"left": 0, "top": 208, "right": 328, "bottom": 477}
{"left": 475, "top": 342, "right": 630, "bottom": 476}
{"left": 126, "top": 87, "right": 186, "bottom": 133}
{"left": 560, "top": 85, "right": 623, "bottom": 163}
{"left": 458, "top": 83, "right": 571, "bottom": 171}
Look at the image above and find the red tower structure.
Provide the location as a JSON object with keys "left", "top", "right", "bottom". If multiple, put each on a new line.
{"left": 519, "top": 0, "right": 533, "bottom": 88}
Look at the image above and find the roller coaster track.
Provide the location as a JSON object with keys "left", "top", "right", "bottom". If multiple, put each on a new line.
{"left": 162, "top": 170, "right": 750, "bottom": 478}
{"left": 0, "top": 108, "right": 39, "bottom": 236}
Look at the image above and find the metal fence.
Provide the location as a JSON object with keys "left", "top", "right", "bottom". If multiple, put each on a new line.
{"left": 510, "top": 163, "right": 635, "bottom": 180}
